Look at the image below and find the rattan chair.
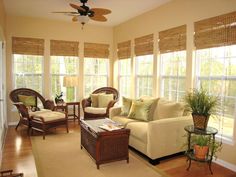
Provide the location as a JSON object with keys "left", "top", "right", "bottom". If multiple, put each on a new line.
{"left": 81, "top": 87, "right": 119, "bottom": 119}
{"left": 9, "top": 88, "right": 55, "bottom": 130}
{"left": 0, "top": 170, "right": 23, "bottom": 177}
{"left": 9, "top": 88, "right": 68, "bottom": 139}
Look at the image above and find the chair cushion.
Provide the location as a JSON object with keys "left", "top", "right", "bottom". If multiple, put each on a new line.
{"left": 18, "top": 94, "right": 36, "bottom": 107}
{"left": 84, "top": 107, "right": 107, "bottom": 114}
{"left": 91, "top": 93, "right": 105, "bottom": 107}
{"left": 128, "top": 100, "right": 156, "bottom": 121}
{"left": 32, "top": 111, "right": 66, "bottom": 122}
{"left": 120, "top": 97, "right": 133, "bottom": 116}
{"left": 29, "top": 109, "right": 52, "bottom": 117}
{"left": 156, "top": 98, "right": 185, "bottom": 119}
{"left": 98, "top": 94, "right": 113, "bottom": 108}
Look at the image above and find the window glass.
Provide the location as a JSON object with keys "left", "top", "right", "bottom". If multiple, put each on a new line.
{"left": 118, "top": 59, "right": 131, "bottom": 97}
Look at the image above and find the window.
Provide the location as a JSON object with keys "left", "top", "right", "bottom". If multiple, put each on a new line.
{"left": 84, "top": 58, "right": 109, "bottom": 97}
{"left": 194, "top": 11, "right": 236, "bottom": 140}
{"left": 50, "top": 56, "right": 78, "bottom": 102}
{"left": 135, "top": 55, "right": 153, "bottom": 98}
{"left": 159, "top": 25, "right": 187, "bottom": 101}
{"left": 160, "top": 51, "right": 186, "bottom": 101}
{"left": 13, "top": 54, "right": 43, "bottom": 94}
{"left": 196, "top": 45, "right": 236, "bottom": 139}
{"left": 118, "top": 59, "right": 131, "bottom": 97}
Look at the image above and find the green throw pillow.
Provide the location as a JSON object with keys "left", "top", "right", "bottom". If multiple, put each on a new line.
{"left": 120, "top": 97, "right": 133, "bottom": 116}
{"left": 90, "top": 93, "right": 105, "bottom": 107}
{"left": 128, "top": 100, "right": 156, "bottom": 121}
{"left": 98, "top": 94, "right": 114, "bottom": 108}
{"left": 18, "top": 95, "right": 36, "bottom": 107}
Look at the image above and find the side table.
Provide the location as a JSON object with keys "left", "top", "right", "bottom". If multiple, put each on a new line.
{"left": 55, "top": 102, "right": 80, "bottom": 124}
{"left": 184, "top": 125, "right": 218, "bottom": 174}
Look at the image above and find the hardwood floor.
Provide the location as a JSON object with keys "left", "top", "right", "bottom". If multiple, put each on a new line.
{"left": 1, "top": 122, "right": 236, "bottom": 177}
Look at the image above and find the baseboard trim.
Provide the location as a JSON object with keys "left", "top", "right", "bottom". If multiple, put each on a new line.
{"left": 214, "top": 158, "right": 236, "bottom": 172}
{"left": 8, "top": 121, "right": 18, "bottom": 126}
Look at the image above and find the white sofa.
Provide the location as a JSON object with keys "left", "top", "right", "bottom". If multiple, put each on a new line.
{"left": 109, "top": 98, "right": 193, "bottom": 163}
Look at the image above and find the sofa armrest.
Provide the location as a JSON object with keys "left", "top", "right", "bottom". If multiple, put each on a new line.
{"left": 147, "top": 116, "right": 193, "bottom": 159}
{"left": 109, "top": 106, "right": 122, "bottom": 119}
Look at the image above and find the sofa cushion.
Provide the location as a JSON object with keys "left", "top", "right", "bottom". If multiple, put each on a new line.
{"left": 91, "top": 93, "right": 105, "bottom": 107}
{"left": 111, "top": 115, "right": 138, "bottom": 127}
{"left": 126, "top": 122, "right": 148, "bottom": 143}
{"left": 120, "top": 97, "right": 133, "bottom": 116}
{"left": 128, "top": 100, "right": 156, "bottom": 121}
{"left": 84, "top": 107, "right": 106, "bottom": 114}
{"left": 98, "top": 94, "right": 113, "bottom": 108}
{"left": 140, "top": 97, "right": 159, "bottom": 121}
{"left": 156, "top": 98, "right": 185, "bottom": 120}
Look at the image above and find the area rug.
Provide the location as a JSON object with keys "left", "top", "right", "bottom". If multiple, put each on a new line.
{"left": 31, "top": 133, "right": 168, "bottom": 177}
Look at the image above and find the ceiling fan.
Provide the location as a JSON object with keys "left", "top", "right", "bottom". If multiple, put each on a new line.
{"left": 53, "top": 0, "right": 112, "bottom": 27}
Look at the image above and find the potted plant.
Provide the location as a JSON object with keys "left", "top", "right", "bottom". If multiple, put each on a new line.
{"left": 184, "top": 87, "right": 219, "bottom": 130}
{"left": 191, "top": 135, "right": 222, "bottom": 160}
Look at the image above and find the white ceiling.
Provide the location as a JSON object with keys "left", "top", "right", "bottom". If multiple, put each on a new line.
{"left": 3, "top": 0, "right": 171, "bottom": 26}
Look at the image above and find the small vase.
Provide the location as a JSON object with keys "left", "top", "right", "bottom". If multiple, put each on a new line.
{"left": 192, "top": 114, "right": 210, "bottom": 130}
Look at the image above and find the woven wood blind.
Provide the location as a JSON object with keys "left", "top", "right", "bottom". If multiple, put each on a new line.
{"left": 50, "top": 40, "right": 79, "bottom": 56}
{"left": 159, "top": 25, "right": 186, "bottom": 54}
{"left": 12, "top": 37, "right": 44, "bottom": 55}
{"left": 117, "top": 40, "right": 131, "bottom": 59}
{"left": 194, "top": 11, "right": 236, "bottom": 49}
{"left": 84, "top": 42, "right": 109, "bottom": 58}
{"left": 134, "top": 34, "right": 153, "bottom": 56}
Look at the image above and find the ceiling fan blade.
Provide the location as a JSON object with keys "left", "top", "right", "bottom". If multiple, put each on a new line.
{"left": 90, "top": 8, "right": 111, "bottom": 15}
{"left": 52, "top": 11, "right": 78, "bottom": 14}
{"left": 89, "top": 15, "right": 107, "bottom": 22}
{"left": 72, "top": 16, "right": 78, "bottom": 22}
{"left": 70, "top": 3, "right": 86, "bottom": 12}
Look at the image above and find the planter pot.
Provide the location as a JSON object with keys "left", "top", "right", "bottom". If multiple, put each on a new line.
{"left": 194, "top": 144, "right": 209, "bottom": 160}
{"left": 192, "top": 114, "right": 210, "bottom": 130}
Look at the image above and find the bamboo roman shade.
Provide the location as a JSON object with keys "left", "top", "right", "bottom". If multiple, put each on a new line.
{"left": 50, "top": 40, "right": 79, "bottom": 56}
{"left": 159, "top": 25, "right": 186, "bottom": 54}
{"left": 12, "top": 37, "right": 44, "bottom": 55}
{"left": 194, "top": 11, "right": 236, "bottom": 49}
{"left": 134, "top": 34, "right": 153, "bottom": 56}
{"left": 84, "top": 42, "right": 109, "bottom": 58}
{"left": 117, "top": 40, "right": 131, "bottom": 59}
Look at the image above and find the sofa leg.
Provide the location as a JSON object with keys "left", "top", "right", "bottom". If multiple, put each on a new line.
{"left": 149, "top": 158, "right": 160, "bottom": 165}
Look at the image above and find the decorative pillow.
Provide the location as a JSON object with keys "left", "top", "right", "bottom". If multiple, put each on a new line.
{"left": 18, "top": 95, "right": 36, "bottom": 107}
{"left": 120, "top": 97, "right": 133, "bottom": 116}
{"left": 98, "top": 94, "right": 114, "bottom": 108}
{"left": 140, "top": 97, "right": 159, "bottom": 121}
{"left": 90, "top": 93, "right": 105, "bottom": 107}
{"left": 128, "top": 100, "right": 155, "bottom": 121}
{"left": 156, "top": 98, "right": 185, "bottom": 119}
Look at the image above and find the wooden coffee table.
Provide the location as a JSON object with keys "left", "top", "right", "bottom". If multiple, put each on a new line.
{"left": 80, "top": 118, "right": 130, "bottom": 169}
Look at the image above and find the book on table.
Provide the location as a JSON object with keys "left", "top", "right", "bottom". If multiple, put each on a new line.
{"left": 98, "top": 118, "right": 124, "bottom": 131}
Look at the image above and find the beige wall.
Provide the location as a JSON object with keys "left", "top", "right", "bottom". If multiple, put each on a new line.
{"left": 113, "top": 0, "right": 236, "bottom": 167}
{"left": 6, "top": 15, "right": 113, "bottom": 123}
{"left": 0, "top": 0, "right": 6, "bottom": 39}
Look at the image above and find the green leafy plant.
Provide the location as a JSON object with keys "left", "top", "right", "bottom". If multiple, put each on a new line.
{"left": 184, "top": 87, "right": 219, "bottom": 116}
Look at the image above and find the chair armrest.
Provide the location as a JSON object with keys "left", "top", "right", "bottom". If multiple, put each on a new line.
{"left": 13, "top": 102, "right": 29, "bottom": 118}
{"left": 81, "top": 98, "right": 91, "bottom": 111}
{"left": 44, "top": 99, "right": 55, "bottom": 110}
{"left": 109, "top": 106, "right": 122, "bottom": 119}
{"left": 147, "top": 116, "right": 193, "bottom": 159}
{"left": 106, "top": 100, "right": 117, "bottom": 115}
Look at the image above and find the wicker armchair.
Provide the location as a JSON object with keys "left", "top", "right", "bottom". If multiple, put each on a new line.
{"left": 82, "top": 87, "right": 119, "bottom": 119}
{"left": 9, "top": 88, "right": 55, "bottom": 130}
{"left": 9, "top": 88, "right": 68, "bottom": 139}
{"left": 0, "top": 169, "right": 23, "bottom": 177}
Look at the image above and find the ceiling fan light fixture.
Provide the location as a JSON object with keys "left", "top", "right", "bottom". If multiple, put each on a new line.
{"left": 78, "top": 15, "right": 89, "bottom": 26}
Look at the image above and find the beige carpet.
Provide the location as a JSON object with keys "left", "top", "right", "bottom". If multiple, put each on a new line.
{"left": 31, "top": 133, "right": 168, "bottom": 177}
